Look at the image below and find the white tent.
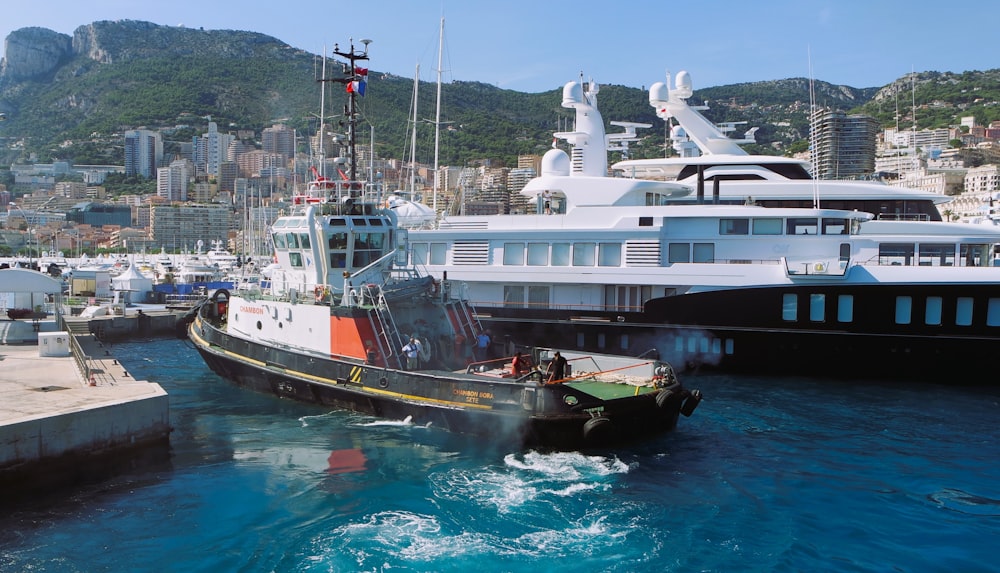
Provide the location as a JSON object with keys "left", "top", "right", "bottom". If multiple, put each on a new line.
{"left": 111, "top": 262, "right": 153, "bottom": 300}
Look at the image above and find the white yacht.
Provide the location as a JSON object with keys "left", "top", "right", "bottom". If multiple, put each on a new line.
{"left": 408, "top": 75, "right": 1000, "bottom": 382}
{"left": 612, "top": 70, "right": 949, "bottom": 222}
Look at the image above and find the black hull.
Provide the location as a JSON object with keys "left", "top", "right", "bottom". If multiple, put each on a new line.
{"left": 188, "top": 315, "right": 685, "bottom": 449}
{"left": 477, "top": 283, "right": 1000, "bottom": 383}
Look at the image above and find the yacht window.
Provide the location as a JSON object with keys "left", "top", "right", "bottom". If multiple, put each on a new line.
{"left": 286, "top": 232, "right": 300, "bottom": 249}
{"left": 810, "top": 294, "right": 825, "bottom": 322}
{"left": 956, "top": 297, "right": 974, "bottom": 326}
{"left": 273, "top": 233, "right": 288, "bottom": 250}
{"left": 752, "top": 218, "right": 783, "bottom": 235}
{"left": 668, "top": 243, "right": 690, "bottom": 263}
{"left": 988, "top": 299, "right": 1000, "bottom": 327}
{"left": 787, "top": 218, "right": 819, "bottom": 235}
{"left": 503, "top": 243, "right": 525, "bottom": 266}
{"left": 720, "top": 218, "right": 750, "bottom": 235}
{"left": 552, "top": 243, "right": 570, "bottom": 266}
{"left": 639, "top": 217, "right": 653, "bottom": 227}
{"left": 918, "top": 244, "right": 956, "bottom": 266}
{"left": 822, "top": 218, "right": 849, "bottom": 235}
{"left": 330, "top": 218, "right": 347, "bottom": 227}
{"left": 840, "top": 243, "right": 851, "bottom": 262}
{"left": 528, "top": 285, "right": 549, "bottom": 309}
{"left": 693, "top": 243, "right": 715, "bottom": 263}
{"left": 504, "top": 285, "right": 525, "bottom": 308}
{"left": 961, "top": 244, "right": 989, "bottom": 267}
{"left": 330, "top": 253, "right": 346, "bottom": 268}
{"left": 527, "top": 243, "right": 549, "bottom": 266}
{"left": 598, "top": 243, "right": 622, "bottom": 267}
{"left": 880, "top": 243, "right": 914, "bottom": 266}
{"left": 352, "top": 218, "right": 368, "bottom": 226}
{"left": 573, "top": 243, "right": 596, "bottom": 266}
{"left": 367, "top": 233, "right": 386, "bottom": 249}
{"left": 782, "top": 293, "right": 797, "bottom": 321}
{"left": 288, "top": 252, "right": 303, "bottom": 268}
{"left": 429, "top": 243, "right": 447, "bottom": 265}
{"left": 411, "top": 243, "right": 428, "bottom": 265}
{"left": 298, "top": 233, "right": 311, "bottom": 249}
{"left": 837, "top": 294, "right": 854, "bottom": 322}
{"left": 925, "top": 296, "right": 943, "bottom": 326}
{"left": 369, "top": 219, "right": 385, "bottom": 226}
{"left": 895, "top": 296, "right": 913, "bottom": 325}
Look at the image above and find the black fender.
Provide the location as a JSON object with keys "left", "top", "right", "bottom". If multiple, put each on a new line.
{"left": 680, "top": 389, "right": 703, "bottom": 417}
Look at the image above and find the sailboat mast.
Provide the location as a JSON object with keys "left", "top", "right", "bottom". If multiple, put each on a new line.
{"left": 433, "top": 17, "right": 444, "bottom": 213}
{"left": 410, "top": 63, "right": 419, "bottom": 194}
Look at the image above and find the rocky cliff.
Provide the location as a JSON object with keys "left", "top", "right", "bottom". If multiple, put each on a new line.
{"left": 0, "top": 27, "right": 72, "bottom": 81}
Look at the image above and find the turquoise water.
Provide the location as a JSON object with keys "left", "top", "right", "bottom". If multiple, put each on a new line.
{"left": 2, "top": 338, "right": 999, "bottom": 572}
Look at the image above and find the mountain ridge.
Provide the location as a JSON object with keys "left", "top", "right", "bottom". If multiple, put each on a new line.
{"left": 1, "top": 20, "right": 998, "bottom": 169}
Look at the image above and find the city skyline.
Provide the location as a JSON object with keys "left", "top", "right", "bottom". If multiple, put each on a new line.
{"left": 1, "top": 0, "right": 999, "bottom": 94}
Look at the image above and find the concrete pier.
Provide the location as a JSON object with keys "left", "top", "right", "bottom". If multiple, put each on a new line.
{"left": 0, "top": 334, "right": 171, "bottom": 495}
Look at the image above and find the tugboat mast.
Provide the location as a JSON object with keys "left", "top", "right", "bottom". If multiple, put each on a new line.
{"left": 330, "top": 38, "right": 371, "bottom": 182}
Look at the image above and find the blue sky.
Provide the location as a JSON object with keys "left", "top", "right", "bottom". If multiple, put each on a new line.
{"left": 2, "top": 0, "right": 997, "bottom": 93}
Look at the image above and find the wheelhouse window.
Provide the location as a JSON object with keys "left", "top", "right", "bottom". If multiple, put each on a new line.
{"left": 720, "top": 218, "right": 749, "bottom": 235}
{"left": 273, "top": 233, "right": 288, "bottom": 250}
{"left": 288, "top": 251, "right": 303, "bottom": 268}
{"left": 298, "top": 233, "right": 311, "bottom": 249}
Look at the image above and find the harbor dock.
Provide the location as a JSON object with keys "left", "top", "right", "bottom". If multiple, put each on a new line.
{"left": 0, "top": 330, "right": 171, "bottom": 496}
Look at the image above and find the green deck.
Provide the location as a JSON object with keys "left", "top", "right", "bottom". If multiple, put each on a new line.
{"left": 566, "top": 380, "right": 656, "bottom": 400}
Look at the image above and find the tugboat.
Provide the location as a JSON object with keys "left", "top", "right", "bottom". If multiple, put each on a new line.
{"left": 186, "top": 41, "right": 699, "bottom": 449}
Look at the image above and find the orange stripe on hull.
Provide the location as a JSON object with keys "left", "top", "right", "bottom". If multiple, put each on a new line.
{"left": 329, "top": 315, "right": 370, "bottom": 359}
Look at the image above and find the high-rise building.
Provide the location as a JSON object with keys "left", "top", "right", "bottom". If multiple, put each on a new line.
{"left": 809, "top": 109, "right": 879, "bottom": 180}
{"left": 193, "top": 122, "right": 235, "bottom": 177}
{"left": 124, "top": 130, "right": 163, "bottom": 179}
{"left": 156, "top": 159, "right": 192, "bottom": 202}
{"left": 262, "top": 123, "right": 295, "bottom": 162}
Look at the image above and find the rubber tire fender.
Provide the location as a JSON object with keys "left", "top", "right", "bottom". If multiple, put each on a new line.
{"left": 582, "top": 416, "right": 615, "bottom": 443}
{"left": 680, "top": 389, "right": 703, "bottom": 417}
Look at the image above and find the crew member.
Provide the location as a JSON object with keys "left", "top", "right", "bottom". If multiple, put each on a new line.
{"left": 401, "top": 337, "right": 422, "bottom": 370}
{"left": 546, "top": 351, "right": 567, "bottom": 384}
